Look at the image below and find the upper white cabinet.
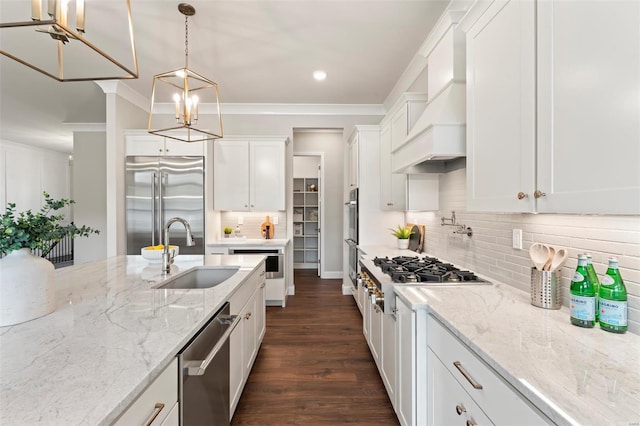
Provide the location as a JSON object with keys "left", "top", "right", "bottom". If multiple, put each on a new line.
{"left": 348, "top": 133, "right": 359, "bottom": 189}
{"left": 125, "top": 132, "right": 205, "bottom": 157}
{"left": 213, "top": 137, "right": 287, "bottom": 211}
{"left": 464, "top": 0, "right": 640, "bottom": 214}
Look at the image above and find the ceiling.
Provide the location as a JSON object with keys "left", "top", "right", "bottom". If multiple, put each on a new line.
{"left": 0, "top": 0, "right": 450, "bottom": 152}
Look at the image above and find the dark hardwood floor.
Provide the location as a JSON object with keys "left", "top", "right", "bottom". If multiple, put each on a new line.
{"left": 231, "top": 269, "right": 399, "bottom": 425}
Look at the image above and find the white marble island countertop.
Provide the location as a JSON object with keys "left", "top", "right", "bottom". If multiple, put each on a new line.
{"left": 395, "top": 283, "right": 640, "bottom": 426}
{"left": 0, "top": 254, "right": 265, "bottom": 426}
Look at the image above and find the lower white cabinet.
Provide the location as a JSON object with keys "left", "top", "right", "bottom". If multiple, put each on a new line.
{"left": 395, "top": 296, "right": 427, "bottom": 426}
{"left": 380, "top": 310, "right": 396, "bottom": 410}
{"left": 427, "top": 315, "right": 549, "bottom": 425}
{"left": 427, "top": 349, "right": 492, "bottom": 426}
{"left": 369, "top": 302, "right": 383, "bottom": 367}
{"left": 229, "top": 263, "right": 266, "bottom": 419}
{"left": 113, "top": 358, "right": 178, "bottom": 426}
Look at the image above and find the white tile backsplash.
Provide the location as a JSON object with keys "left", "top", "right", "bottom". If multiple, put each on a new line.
{"left": 220, "top": 212, "right": 287, "bottom": 239}
{"left": 408, "top": 167, "right": 640, "bottom": 335}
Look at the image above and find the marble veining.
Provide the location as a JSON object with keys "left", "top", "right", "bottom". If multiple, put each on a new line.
{"left": 395, "top": 282, "right": 640, "bottom": 426}
{"left": 0, "top": 254, "right": 265, "bottom": 425}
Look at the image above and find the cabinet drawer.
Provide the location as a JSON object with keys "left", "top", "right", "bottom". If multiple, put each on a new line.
{"left": 427, "top": 316, "right": 548, "bottom": 425}
{"left": 113, "top": 358, "right": 178, "bottom": 426}
{"left": 229, "top": 264, "right": 265, "bottom": 315}
{"left": 428, "top": 349, "right": 493, "bottom": 426}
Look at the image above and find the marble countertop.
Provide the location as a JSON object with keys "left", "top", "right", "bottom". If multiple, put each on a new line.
{"left": 0, "top": 254, "right": 265, "bottom": 426}
{"left": 207, "top": 238, "right": 289, "bottom": 248}
{"left": 394, "top": 276, "right": 640, "bottom": 425}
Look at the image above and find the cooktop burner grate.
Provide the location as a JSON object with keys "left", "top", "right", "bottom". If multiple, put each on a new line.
{"left": 373, "top": 255, "right": 485, "bottom": 284}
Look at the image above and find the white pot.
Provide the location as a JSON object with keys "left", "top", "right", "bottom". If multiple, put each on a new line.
{"left": 397, "top": 238, "right": 409, "bottom": 250}
{"left": 0, "top": 248, "right": 56, "bottom": 327}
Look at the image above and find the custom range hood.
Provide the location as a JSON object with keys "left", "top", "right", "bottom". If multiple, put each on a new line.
{"left": 392, "top": 11, "right": 466, "bottom": 173}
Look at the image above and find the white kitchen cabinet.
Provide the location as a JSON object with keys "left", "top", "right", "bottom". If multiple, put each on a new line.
{"left": 113, "top": 358, "right": 178, "bottom": 426}
{"left": 229, "top": 263, "right": 266, "bottom": 419}
{"left": 380, "top": 311, "right": 396, "bottom": 411}
{"left": 362, "top": 285, "right": 370, "bottom": 343}
{"left": 125, "top": 131, "right": 205, "bottom": 157}
{"left": 348, "top": 133, "right": 359, "bottom": 189}
{"left": 395, "top": 296, "right": 427, "bottom": 426}
{"left": 464, "top": 0, "right": 640, "bottom": 214}
{"left": 427, "top": 349, "right": 492, "bottom": 426}
{"left": 369, "top": 301, "right": 382, "bottom": 368}
{"left": 407, "top": 174, "right": 439, "bottom": 212}
{"left": 213, "top": 137, "right": 287, "bottom": 211}
{"left": 380, "top": 121, "right": 407, "bottom": 211}
{"left": 427, "top": 315, "right": 549, "bottom": 425}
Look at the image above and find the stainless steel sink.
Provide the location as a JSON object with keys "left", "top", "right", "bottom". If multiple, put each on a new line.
{"left": 155, "top": 267, "right": 239, "bottom": 289}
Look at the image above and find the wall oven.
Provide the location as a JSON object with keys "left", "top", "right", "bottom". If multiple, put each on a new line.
{"left": 345, "top": 188, "right": 359, "bottom": 287}
{"left": 228, "top": 248, "right": 284, "bottom": 279}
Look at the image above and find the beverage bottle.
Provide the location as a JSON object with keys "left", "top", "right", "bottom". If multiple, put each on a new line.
{"left": 598, "top": 257, "right": 627, "bottom": 333}
{"left": 570, "top": 254, "right": 596, "bottom": 328}
{"left": 584, "top": 253, "right": 600, "bottom": 320}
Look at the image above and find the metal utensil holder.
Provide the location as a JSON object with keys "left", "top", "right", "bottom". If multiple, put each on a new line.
{"left": 530, "top": 267, "right": 561, "bottom": 309}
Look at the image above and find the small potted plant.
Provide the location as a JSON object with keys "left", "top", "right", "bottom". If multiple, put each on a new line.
{"left": 223, "top": 227, "right": 233, "bottom": 238}
{"left": 0, "top": 192, "right": 99, "bottom": 326}
{"left": 389, "top": 225, "right": 413, "bottom": 250}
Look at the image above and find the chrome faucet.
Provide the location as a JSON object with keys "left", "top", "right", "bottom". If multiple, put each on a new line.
{"left": 162, "top": 217, "right": 196, "bottom": 274}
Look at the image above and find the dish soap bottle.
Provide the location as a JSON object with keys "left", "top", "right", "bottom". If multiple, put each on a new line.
{"left": 584, "top": 253, "right": 600, "bottom": 321}
{"left": 570, "top": 254, "right": 596, "bottom": 328}
{"left": 598, "top": 257, "right": 627, "bottom": 333}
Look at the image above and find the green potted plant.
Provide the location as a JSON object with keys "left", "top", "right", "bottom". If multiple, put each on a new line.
{"left": 389, "top": 225, "right": 413, "bottom": 250}
{"left": 223, "top": 227, "right": 233, "bottom": 238}
{"left": 0, "top": 192, "right": 99, "bottom": 326}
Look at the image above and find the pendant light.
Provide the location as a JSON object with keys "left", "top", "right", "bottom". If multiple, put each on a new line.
{"left": 147, "top": 3, "right": 223, "bottom": 143}
{"left": 0, "top": 0, "right": 138, "bottom": 82}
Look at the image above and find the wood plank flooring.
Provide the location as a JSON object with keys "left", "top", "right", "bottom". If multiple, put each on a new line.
{"left": 231, "top": 269, "right": 399, "bottom": 425}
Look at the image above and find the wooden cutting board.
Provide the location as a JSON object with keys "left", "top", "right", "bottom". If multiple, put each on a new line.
{"left": 261, "top": 216, "right": 275, "bottom": 239}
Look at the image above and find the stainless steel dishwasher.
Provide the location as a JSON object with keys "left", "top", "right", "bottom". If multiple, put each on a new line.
{"left": 178, "top": 302, "right": 240, "bottom": 425}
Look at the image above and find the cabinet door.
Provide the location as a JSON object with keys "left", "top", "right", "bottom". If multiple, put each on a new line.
{"left": 427, "top": 349, "right": 493, "bottom": 426}
{"left": 256, "top": 280, "right": 266, "bottom": 343}
{"left": 466, "top": 0, "right": 536, "bottom": 212}
{"left": 396, "top": 298, "right": 414, "bottom": 426}
{"left": 407, "top": 175, "right": 439, "bottom": 211}
{"left": 243, "top": 294, "right": 258, "bottom": 375}
{"left": 125, "top": 135, "right": 165, "bottom": 156}
{"left": 349, "top": 134, "right": 359, "bottom": 189}
{"left": 381, "top": 312, "right": 396, "bottom": 409}
{"left": 369, "top": 303, "right": 382, "bottom": 368}
{"left": 213, "top": 140, "right": 250, "bottom": 211}
{"left": 163, "top": 139, "right": 204, "bottom": 156}
{"left": 380, "top": 122, "right": 407, "bottom": 211}
{"left": 362, "top": 289, "right": 370, "bottom": 342}
{"left": 250, "top": 141, "right": 285, "bottom": 211}
{"left": 536, "top": 0, "right": 640, "bottom": 214}
{"left": 229, "top": 314, "right": 244, "bottom": 417}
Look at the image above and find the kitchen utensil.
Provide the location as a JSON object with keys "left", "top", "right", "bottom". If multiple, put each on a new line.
{"left": 261, "top": 216, "right": 274, "bottom": 239}
{"left": 530, "top": 268, "right": 561, "bottom": 309}
{"left": 543, "top": 246, "right": 555, "bottom": 271}
{"left": 549, "top": 248, "right": 568, "bottom": 272}
{"left": 529, "top": 243, "right": 550, "bottom": 271}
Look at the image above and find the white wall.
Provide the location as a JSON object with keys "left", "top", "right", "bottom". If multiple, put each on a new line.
{"left": 72, "top": 132, "right": 107, "bottom": 263}
{"left": 406, "top": 166, "right": 640, "bottom": 335}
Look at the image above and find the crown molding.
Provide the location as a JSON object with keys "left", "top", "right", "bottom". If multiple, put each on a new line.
{"left": 152, "top": 102, "right": 385, "bottom": 116}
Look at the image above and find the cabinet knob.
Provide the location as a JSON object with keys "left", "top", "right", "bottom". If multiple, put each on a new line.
{"left": 387, "top": 202, "right": 393, "bottom": 206}
{"left": 534, "top": 190, "right": 546, "bottom": 199}
{"left": 251, "top": 204, "right": 254, "bottom": 208}
{"left": 244, "top": 205, "right": 248, "bottom": 208}
{"left": 244, "top": 312, "right": 252, "bottom": 320}
{"left": 466, "top": 420, "right": 478, "bottom": 426}
{"left": 455, "top": 404, "right": 466, "bottom": 415}
{"left": 517, "top": 192, "right": 528, "bottom": 200}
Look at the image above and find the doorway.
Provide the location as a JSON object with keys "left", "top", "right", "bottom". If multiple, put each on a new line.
{"left": 293, "top": 154, "right": 322, "bottom": 276}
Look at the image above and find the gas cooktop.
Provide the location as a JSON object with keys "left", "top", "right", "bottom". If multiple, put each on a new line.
{"left": 371, "top": 255, "right": 490, "bottom": 284}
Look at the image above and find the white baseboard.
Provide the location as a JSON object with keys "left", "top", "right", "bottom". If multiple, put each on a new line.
{"left": 322, "top": 271, "right": 343, "bottom": 279}
{"left": 288, "top": 284, "right": 295, "bottom": 295}
{"left": 342, "top": 281, "right": 354, "bottom": 295}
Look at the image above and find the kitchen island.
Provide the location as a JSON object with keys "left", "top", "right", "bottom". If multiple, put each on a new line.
{"left": 0, "top": 254, "right": 265, "bottom": 425}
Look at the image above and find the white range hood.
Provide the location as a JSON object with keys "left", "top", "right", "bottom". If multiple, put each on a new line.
{"left": 391, "top": 11, "right": 466, "bottom": 173}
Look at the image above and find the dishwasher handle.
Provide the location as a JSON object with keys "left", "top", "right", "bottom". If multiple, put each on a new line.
{"left": 183, "top": 314, "right": 241, "bottom": 376}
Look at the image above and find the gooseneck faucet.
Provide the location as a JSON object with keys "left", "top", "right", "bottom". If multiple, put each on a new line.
{"left": 162, "top": 217, "right": 196, "bottom": 274}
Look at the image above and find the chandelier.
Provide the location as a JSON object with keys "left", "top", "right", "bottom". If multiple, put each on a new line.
{"left": 147, "top": 3, "right": 223, "bottom": 143}
{"left": 0, "top": 0, "right": 138, "bottom": 82}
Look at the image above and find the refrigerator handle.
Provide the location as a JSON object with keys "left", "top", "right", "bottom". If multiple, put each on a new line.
{"left": 151, "top": 172, "right": 157, "bottom": 247}
{"left": 158, "top": 171, "right": 164, "bottom": 245}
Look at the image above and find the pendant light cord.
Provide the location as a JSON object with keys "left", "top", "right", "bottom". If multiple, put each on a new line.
{"left": 184, "top": 15, "right": 189, "bottom": 69}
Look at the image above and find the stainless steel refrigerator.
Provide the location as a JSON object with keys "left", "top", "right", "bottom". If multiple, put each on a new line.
{"left": 125, "top": 156, "right": 205, "bottom": 255}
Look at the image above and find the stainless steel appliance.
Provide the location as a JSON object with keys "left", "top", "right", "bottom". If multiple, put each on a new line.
{"left": 360, "top": 255, "right": 491, "bottom": 315}
{"left": 345, "top": 188, "right": 359, "bottom": 286}
{"left": 228, "top": 248, "right": 284, "bottom": 279}
{"left": 179, "top": 302, "right": 240, "bottom": 426}
{"left": 125, "top": 156, "right": 205, "bottom": 254}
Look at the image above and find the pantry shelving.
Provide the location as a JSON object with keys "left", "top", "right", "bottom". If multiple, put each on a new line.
{"left": 293, "top": 177, "right": 319, "bottom": 268}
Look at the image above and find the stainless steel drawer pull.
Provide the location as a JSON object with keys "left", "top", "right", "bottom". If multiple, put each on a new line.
{"left": 455, "top": 404, "right": 466, "bottom": 415}
{"left": 144, "top": 402, "right": 165, "bottom": 426}
{"left": 466, "top": 419, "right": 478, "bottom": 426}
{"left": 453, "top": 361, "right": 483, "bottom": 389}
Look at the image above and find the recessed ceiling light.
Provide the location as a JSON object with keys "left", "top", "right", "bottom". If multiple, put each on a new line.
{"left": 313, "top": 70, "right": 327, "bottom": 81}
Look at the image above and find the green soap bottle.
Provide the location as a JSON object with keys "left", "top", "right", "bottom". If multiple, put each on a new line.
{"left": 599, "top": 257, "right": 627, "bottom": 334}
{"left": 570, "top": 254, "right": 596, "bottom": 328}
{"left": 584, "top": 253, "right": 600, "bottom": 321}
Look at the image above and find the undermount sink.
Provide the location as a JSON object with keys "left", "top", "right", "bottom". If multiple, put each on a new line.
{"left": 154, "top": 267, "right": 239, "bottom": 289}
